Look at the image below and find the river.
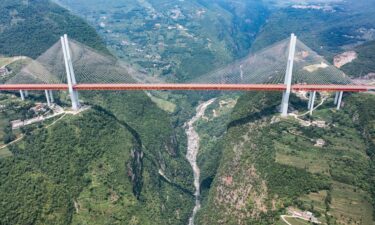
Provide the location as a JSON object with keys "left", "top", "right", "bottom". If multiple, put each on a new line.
{"left": 185, "top": 99, "right": 216, "bottom": 225}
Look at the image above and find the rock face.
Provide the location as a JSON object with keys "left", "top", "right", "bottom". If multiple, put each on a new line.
{"left": 128, "top": 139, "right": 144, "bottom": 199}
{"left": 334, "top": 51, "right": 358, "bottom": 68}
{"left": 165, "top": 134, "right": 178, "bottom": 156}
{"left": 199, "top": 122, "right": 270, "bottom": 225}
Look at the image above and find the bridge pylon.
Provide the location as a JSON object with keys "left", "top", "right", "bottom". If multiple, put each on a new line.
{"left": 49, "top": 90, "right": 54, "bottom": 103}
{"left": 281, "top": 33, "right": 297, "bottom": 117}
{"left": 45, "top": 90, "right": 51, "bottom": 106}
{"left": 61, "top": 34, "right": 80, "bottom": 111}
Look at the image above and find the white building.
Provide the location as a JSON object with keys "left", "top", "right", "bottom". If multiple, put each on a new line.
{"left": 0, "top": 67, "right": 9, "bottom": 76}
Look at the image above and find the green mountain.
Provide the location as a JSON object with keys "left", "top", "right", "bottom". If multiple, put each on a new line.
{"left": 341, "top": 40, "right": 375, "bottom": 77}
{"left": 195, "top": 92, "right": 375, "bottom": 224}
{"left": 0, "top": 0, "right": 108, "bottom": 58}
{"left": 252, "top": 0, "right": 375, "bottom": 59}
{"left": 55, "top": 0, "right": 375, "bottom": 80}
{"left": 1, "top": 0, "right": 375, "bottom": 224}
{"left": 54, "top": 0, "right": 269, "bottom": 81}
{"left": 1, "top": 93, "right": 194, "bottom": 225}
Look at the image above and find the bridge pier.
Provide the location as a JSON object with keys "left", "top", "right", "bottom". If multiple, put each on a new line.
{"left": 49, "top": 90, "right": 54, "bottom": 103}
{"left": 336, "top": 91, "right": 343, "bottom": 110}
{"left": 19, "top": 90, "right": 25, "bottom": 101}
{"left": 307, "top": 91, "right": 313, "bottom": 109}
{"left": 281, "top": 34, "right": 297, "bottom": 117}
{"left": 334, "top": 92, "right": 339, "bottom": 105}
{"left": 309, "top": 91, "right": 316, "bottom": 116}
{"left": 24, "top": 90, "right": 29, "bottom": 97}
{"left": 45, "top": 90, "right": 51, "bottom": 106}
{"left": 61, "top": 34, "right": 80, "bottom": 111}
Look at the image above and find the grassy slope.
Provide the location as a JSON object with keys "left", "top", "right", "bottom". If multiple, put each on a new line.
{"left": 196, "top": 92, "right": 375, "bottom": 224}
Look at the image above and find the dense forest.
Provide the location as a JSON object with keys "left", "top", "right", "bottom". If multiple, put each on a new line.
{"left": 0, "top": 0, "right": 108, "bottom": 58}
{"left": 342, "top": 41, "right": 375, "bottom": 77}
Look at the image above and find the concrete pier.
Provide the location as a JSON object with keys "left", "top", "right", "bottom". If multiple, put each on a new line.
{"left": 309, "top": 91, "right": 316, "bottom": 116}
{"left": 336, "top": 91, "right": 343, "bottom": 110}
{"left": 19, "top": 90, "right": 25, "bottom": 101}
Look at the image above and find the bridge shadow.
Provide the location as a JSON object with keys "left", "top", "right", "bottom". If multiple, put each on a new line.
{"left": 227, "top": 92, "right": 281, "bottom": 130}
{"left": 227, "top": 92, "right": 307, "bottom": 130}
{"left": 227, "top": 105, "right": 278, "bottom": 129}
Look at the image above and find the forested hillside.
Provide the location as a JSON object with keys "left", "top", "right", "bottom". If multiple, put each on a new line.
{"left": 55, "top": 0, "right": 375, "bottom": 83}
{"left": 195, "top": 92, "right": 375, "bottom": 224}
{"left": 252, "top": 0, "right": 375, "bottom": 59}
{"left": 54, "top": 0, "right": 269, "bottom": 82}
{"left": 0, "top": 101, "right": 194, "bottom": 224}
{"left": 198, "top": 93, "right": 375, "bottom": 224}
{"left": 341, "top": 41, "right": 375, "bottom": 77}
{"left": 0, "top": 0, "right": 108, "bottom": 58}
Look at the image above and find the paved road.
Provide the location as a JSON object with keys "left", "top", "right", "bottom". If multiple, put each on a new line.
{"left": 281, "top": 215, "right": 293, "bottom": 225}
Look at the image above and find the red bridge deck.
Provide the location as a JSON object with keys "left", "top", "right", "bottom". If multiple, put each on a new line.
{"left": 0, "top": 84, "right": 374, "bottom": 92}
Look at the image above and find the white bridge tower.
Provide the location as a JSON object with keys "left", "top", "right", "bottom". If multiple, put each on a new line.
{"left": 61, "top": 34, "right": 80, "bottom": 111}
{"left": 281, "top": 33, "right": 297, "bottom": 117}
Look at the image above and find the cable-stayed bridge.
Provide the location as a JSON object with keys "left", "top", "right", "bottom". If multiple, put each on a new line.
{"left": 0, "top": 34, "right": 374, "bottom": 116}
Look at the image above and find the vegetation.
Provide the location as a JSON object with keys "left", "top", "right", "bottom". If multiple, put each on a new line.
{"left": 196, "top": 92, "right": 375, "bottom": 224}
{"left": 0, "top": 1, "right": 195, "bottom": 224}
{"left": 55, "top": 0, "right": 269, "bottom": 82}
{"left": 1, "top": 0, "right": 375, "bottom": 224}
{"left": 0, "top": 0, "right": 108, "bottom": 58}
{"left": 0, "top": 99, "right": 195, "bottom": 224}
{"left": 342, "top": 40, "right": 375, "bottom": 77}
{"left": 0, "top": 94, "right": 36, "bottom": 144}
{"left": 252, "top": 0, "right": 375, "bottom": 60}
{"left": 342, "top": 94, "right": 375, "bottom": 219}
{"left": 0, "top": 110, "right": 128, "bottom": 224}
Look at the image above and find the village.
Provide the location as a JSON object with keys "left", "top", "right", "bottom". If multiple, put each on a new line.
{"left": 281, "top": 207, "right": 321, "bottom": 225}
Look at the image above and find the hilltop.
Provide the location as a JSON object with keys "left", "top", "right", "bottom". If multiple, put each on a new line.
{"left": 0, "top": 0, "right": 108, "bottom": 58}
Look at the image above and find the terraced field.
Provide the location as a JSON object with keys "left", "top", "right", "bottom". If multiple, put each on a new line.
{"left": 274, "top": 95, "right": 375, "bottom": 224}
{"left": 55, "top": 0, "right": 269, "bottom": 82}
